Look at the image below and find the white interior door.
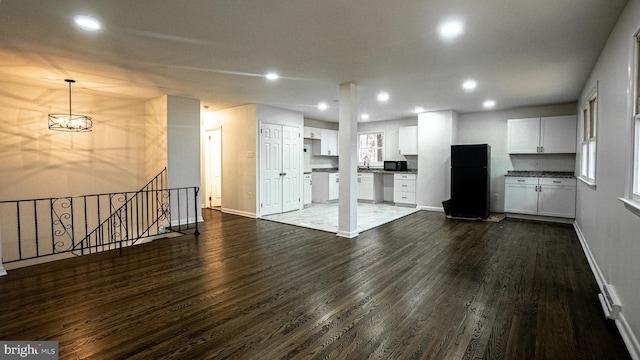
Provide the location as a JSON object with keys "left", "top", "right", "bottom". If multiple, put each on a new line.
{"left": 205, "top": 129, "right": 222, "bottom": 208}
{"left": 282, "top": 126, "right": 300, "bottom": 213}
{"left": 260, "top": 124, "right": 283, "bottom": 216}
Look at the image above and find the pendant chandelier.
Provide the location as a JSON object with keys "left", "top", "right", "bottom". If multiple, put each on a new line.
{"left": 48, "top": 79, "right": 93, "bottom": 132}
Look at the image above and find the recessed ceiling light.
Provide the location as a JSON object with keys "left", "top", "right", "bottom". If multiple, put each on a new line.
{"left": 377, "top": 92, "right": 390, "bottom": 102}
{"left": 318, "top": 102, "right": 328, "bottom": 111}
{"left": 74, "top": 16, "right": 101, "bottom": 32}
{"left": 438, "top": 19, "right": 464, "bottom": 41}
{"left": 483, "top": 99, "right": 496, "bottom": 109}
{"left": 265, "top": 72, "right": 279, "bottom": 81}
{"left": 414, "top": 106, "right": 425, "bottom": 113}
{"left": 361, "top": 113, "right": 370, "bottom": 120}
{"left": 462, "top": 79, "right": 477, "bottom": 91}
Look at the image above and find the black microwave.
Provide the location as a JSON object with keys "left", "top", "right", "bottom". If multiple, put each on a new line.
{"left": 384, "top": 161, "right": 408, "bottom": 171}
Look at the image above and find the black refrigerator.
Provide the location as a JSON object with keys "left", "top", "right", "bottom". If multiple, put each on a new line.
{"left": 450, "top": 144, "right": 491, "bottom": 219}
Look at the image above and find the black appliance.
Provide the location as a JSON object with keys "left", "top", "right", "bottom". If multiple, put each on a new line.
{"left": 384, "top": 160, "right": 408, "bottom": 171}
{"left": 450, "top": 144, "right": 491, "bottom": 219}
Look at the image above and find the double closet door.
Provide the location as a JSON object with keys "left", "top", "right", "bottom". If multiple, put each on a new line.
{"left": 260, "top": 124, "right": 300, "bottom": 216}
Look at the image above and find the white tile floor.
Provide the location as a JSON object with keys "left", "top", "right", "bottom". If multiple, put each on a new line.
{"left": 262, "top": 202, "right": 420, "bottom": 233}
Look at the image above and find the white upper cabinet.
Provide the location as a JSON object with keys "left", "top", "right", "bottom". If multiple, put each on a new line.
{"left": 398, "top": 126, "right": 418, "bottom": 155}
{"left": 311, "top": 128, "right": 339, "bottom": 156}
{"left": 540, "top": 116, "right": 577, "bottom": 153}
{"left": 507, "top": 118, "right": 540, "bottom": 154}
{"left": 507, "top": 115, "right": 576, "bottom": 154}
{"left": 303, "top": 127, "right": 321, "bottom": 139}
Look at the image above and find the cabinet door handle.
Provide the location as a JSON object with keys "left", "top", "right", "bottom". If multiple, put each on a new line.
{"left": 536, "top": 146, "right": 540, "bottom": 153}
{"left": 280, "top": 172, "right": 287, "bottom": 176}
{"left": 535, "top": 185, "right": 538, "bottom": 192}
{"left": 539, "top": 186, "right": 542, "bottom": 192}
{"left": 540, "top": 146, "right": 544, "bottom": 153}
{"left": 517, "top": 179, "right": 525, "bottom": 182}
{"left": 553, "top": 180, "right": 561, "bottom": 183}
{"left": 358, "top": 178, "right": 361, "bottom": 183}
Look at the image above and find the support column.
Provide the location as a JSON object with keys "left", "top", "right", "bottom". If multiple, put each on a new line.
{"left": 337, "top": 83, "right": 359, "bottom": 238}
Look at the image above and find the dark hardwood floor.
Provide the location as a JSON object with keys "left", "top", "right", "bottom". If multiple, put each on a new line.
{"left": 0, "top": 209, "right": 630, "bottom": 359}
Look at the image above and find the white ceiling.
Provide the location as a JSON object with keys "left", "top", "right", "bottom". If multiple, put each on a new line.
{"left": 0, "top": 0, "right": 629, "bottom": 122}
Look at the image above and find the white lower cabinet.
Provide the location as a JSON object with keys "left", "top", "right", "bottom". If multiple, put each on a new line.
{"left": 312, "top": 172, "right": 339, "bottom": 203}
{"left": 537, "top": 178, "right": 577, "bottom": 218}
{"left": 504, "top": 177, "right": 576, "bottom": 218}
{"left": 393, "top": 173, "right": 417, "bottom": 205}
{"left": 357, "top": 173, "right": 383, "bottom": 203}
{"left": 303, "top": 173, "right": 312, "bottom": 205}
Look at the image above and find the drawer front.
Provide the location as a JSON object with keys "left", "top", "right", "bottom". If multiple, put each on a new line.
{"left": 538, "top": 177, "right": 576, "bottom": 187}
{"left": 394, "top": 173, "right": 416, "bottom": 180}
{"left": 505, "top": 177, "right": 538, "bottom": 185}
{"left": 394, "top": 191, "right": 416, "bottom": 204}
{"left": 395, "top": 179, "right": 416, "bottom": 193}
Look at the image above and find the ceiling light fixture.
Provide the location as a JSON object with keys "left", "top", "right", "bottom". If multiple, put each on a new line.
{"left": 438, "top": 18, "right": 464, "bottom": 41}
{"left": 377, "top": 92, "right": 390, "bottom": 102}
{"left": 318, "top": 102, "right": 328, "bottom": 111}
{"left": 48, "top": 79, "right": 92, "bottom": 132}
{"left": 462, "top": 79, "right": 477, "bottom": 91}
{"left": 361, "top": 114, "right": 370, "bottom": 120}
{"left": 265, "top": 72, "right": 279, "bottom": 81}
{"left": 483, "top": 99, "right": 496, "bottom": 109}
{"left": 74, "top": 16, "right": 101, "bottom": 32}
{"left": 414, "top": 106, "right": 425, "bottom": 113}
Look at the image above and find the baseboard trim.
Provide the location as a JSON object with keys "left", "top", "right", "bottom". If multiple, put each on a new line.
{"left": 574, "top": 221, "right": 640, "bottom": 360}
{"left": 506, "top": 213, "right": 574, "bottom": 224}
{"left": 222, "top": 208, "right": 257, "bottom": 218}
{"left": 336, "top": 230, "right": 359, "bottom": 238}
{"left": 617, "top": 312, "right": 640, "bottom": 360}
{"left": 417, "top": 206, "right": 444, "bottom": 212}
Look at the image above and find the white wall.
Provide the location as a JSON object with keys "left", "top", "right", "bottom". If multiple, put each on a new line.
{"left": 145, "top": 96, "right": 168, "bottom": 180}
{"left": 0, "top": 80, "right": 147, "bottom": 200}
{"left": 574, "top": 0, "right": 640, "bottom": 356}
{"left": 167, "top": 95, "right": 202, "bottom": 224}
{"left": 457, "top": 102, "right": 577, "bottom": 212}
{"left": 417, "top": 110, "right": 457, "bottom": 210}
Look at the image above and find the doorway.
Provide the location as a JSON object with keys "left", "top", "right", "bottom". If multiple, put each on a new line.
{"left": 260, "top": 123, "right": 300, "bottom": 216}
{"left": 205, "top": 128, "right": 222, "bottom": 208}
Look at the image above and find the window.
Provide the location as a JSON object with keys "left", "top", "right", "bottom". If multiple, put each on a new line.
{"left": 580, "top": 88, "right": 597, "bottom": 185}
{"left": 633, "top": 33, "right": 640, "bottom": 201}
{"left": 358, "top": 132, "right": 384, "bottom": 164}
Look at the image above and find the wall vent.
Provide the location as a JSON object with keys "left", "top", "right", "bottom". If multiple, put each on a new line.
{"left": 598, "top": 283, "right": 622, "bottom": 320}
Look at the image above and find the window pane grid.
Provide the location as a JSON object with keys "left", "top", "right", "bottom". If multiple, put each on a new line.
{"left": 580, "top": 91, "right": 597, "bottom": 183}
{"left": 358, "top": 132, "right": 384, "bottom": 163}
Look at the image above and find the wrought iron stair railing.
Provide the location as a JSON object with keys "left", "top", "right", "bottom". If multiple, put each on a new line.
{"left": 0, "top": 168, "right": 200, "bottom": 266}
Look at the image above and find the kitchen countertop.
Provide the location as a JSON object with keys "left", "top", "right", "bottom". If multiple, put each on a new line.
{"left": 311, "top": 168, "right": 418, "bottom": 174}
{"left": 358, "top": 169, "right": 418, "bottom": 174}
{"left": 505, "top": 170, "right": 575, "bottom": 178}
